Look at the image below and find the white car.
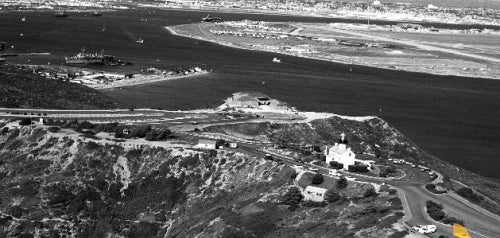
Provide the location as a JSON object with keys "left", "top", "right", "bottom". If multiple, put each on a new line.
{"left": 309, "top": 168, "right": 319, "bottom": 173}
{"left": 411, "top": 225, "right": 422, "bottom": 231}
{"left": 416, "top": 225, "right": 437, "bottom": 234}
{"left": 293, "top": 165, "right": 304, "bottom": 170}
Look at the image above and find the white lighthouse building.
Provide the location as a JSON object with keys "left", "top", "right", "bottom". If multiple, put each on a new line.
{"left": 325, "top": 133, "right": 372, "bottom": 170}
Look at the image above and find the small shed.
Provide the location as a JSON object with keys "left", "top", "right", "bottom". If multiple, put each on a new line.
{"left": 304, "top": 186, "right": 327, "bottom": 202}
{"left": 197, "top": 139, "right": 217, "bottom": 149}
{"left": 229, "top": 142, "right": 238, "bottom": 148}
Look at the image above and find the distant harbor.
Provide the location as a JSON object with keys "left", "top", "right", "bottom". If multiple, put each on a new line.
{"left": 18, "top": 64, "right": 211, "bottom": 90}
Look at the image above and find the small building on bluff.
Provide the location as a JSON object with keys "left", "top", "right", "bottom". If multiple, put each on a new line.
{"left": 221, "top": 91, "right": 291, "bottom": 111}
{"left": 325, "top": 133, "right": 372, "bottom": 170}
{"left": 303, "top": 186, "right": 327, "bottom": 202}
{"left": 197, "top": 139, "right": 217, "bottom": 149}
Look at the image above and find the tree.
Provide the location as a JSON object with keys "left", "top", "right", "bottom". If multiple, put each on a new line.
{"left": 337, "top": 176, "right": 348, "bottom": 189}
{"left": 19, "top": 118, "right": 32, "bottom": 126}
{"left": 324, "top": 189, "right": 341, "bottom": 203}
{"left": 1, "top": 127, "right": 9, "bottom": 134}
{"left": 363, "top": 187, "right": 378, "bottom": 198}
{"left": 311, "top": 173, "right": 324, "bottom": 185}
{"left": 282, "top": 187, "right": 303, "bottom": 205}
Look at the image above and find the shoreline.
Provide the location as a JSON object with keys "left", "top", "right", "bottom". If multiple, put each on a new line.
{"left": 165, "top": 26, "right": 499, "bottom": 81}
{"left": 90, "top": 71, "right": 210, "bottom": 90}
{"left": 154, "top": 6, "right": 500, "bottom": 27}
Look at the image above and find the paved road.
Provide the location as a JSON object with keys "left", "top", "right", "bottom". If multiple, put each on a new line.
{"left": 398, "top": 184, "right": 500, "bottom": 238}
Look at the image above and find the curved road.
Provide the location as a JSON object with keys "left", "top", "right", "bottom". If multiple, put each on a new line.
{"left": 396, "top": 184, "right": 500, "bottom": 238}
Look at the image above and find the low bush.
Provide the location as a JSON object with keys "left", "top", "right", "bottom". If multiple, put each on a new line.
{"left": 1, "top": 127, "right": 9, "bottom": 134}
{"left": 311, "top": 173, "right": 324, "bottom": 185}
{"left": 456, "top": 187, "right": 483, "bottom": 203}
{"left": 425, "top": 184, "right": 447, "bottom": 194}
{"left": 426, "top": 184, "right": 436, "bottom": 190}
{"left": 388, "top": 197, "right": 402, "bottom": 206}
{"left": 442, "top": 216, "right": 465, "bottom": 226}
{"left": 348, "top": 164, "right": 369, "bottom": 173}
{"left": 324, "top": 189, "right": 341, "bottom": 203}
{"left": 426, "top": 200, "right": 446, "bottom": 221}
{"left": 302, "top": 200, "right": 327, "bottom": 207}
{"left": 388, "top": 230, "right": 409, "bottom": 238}
{"left": 19, "top": 118, "right": 32, "bottom": 126}
{"left": 329, "top": 161, "right": 344, "bottom": 170}
{"left": 363, "top": 187, "right": 378, "bottom": 198}
{"left": 282, "top": 187, "right": 303, "bottom": 206}
{"left": 379, "top": 171, "right": 388, "bottom": 178}
{"left": 386, "top": 167, "right": 397, "bottom": 174}
{"left": 47, "top": 127, "right": 60, "bottom": 133}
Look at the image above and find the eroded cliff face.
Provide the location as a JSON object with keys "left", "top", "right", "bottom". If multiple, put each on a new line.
{"left": 0, "top": 123, "right": 406, "bottom": 238}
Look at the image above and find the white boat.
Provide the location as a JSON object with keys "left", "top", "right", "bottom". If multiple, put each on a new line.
{"left": 21, "top": 17, "right": 26, "bottom": 22}
{"left": 272, "top": 57, "right": 281, "bottom": 63}
{"left": 136, "top": 39, "right": 144, "bottom": 44}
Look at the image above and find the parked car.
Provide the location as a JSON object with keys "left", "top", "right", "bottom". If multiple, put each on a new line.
{"left": 293, "top": 165, "right": 304, "bottom": 170}
{"left": 413, "top": 225, "right": 436, "bottom": 234}
{"left": 411, "top": 225, "right": 422, "bottom": 231}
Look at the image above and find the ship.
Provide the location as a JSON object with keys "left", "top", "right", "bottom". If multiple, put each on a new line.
{"left": 201, "top": 14, "right": 221, "bottom": 23}
{"left": 65, "top": 48, "right": 114, "bottom": 65}
{"left": 65, "top": 48, "right": 132, "bottom": 66}
{"left": 54, "top": 11, "right": 68, "bottom": 17}
{"left": 272, "top": 57, "right": 281, "bottom": 63}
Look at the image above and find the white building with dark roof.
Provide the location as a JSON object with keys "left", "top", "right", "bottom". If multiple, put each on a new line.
{"left": 325, "top": 133, "right": 372, "bottom": 170}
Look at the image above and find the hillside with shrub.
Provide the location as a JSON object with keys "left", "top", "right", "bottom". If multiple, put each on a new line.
{"left": 0, "top": 122, "right": 407, "bottom": 237}
{"left": 0, "top": 65, "right": 121, "bottom": 109}
{"left": 204, "top": 116, "right": 500, "bottom": 215}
